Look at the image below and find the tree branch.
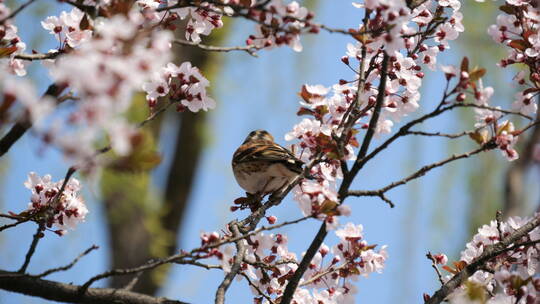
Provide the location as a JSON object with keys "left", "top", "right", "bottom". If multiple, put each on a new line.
{"left": 18, "top": 224, "right": 44, "bottom": 273}
{"left": 0, "top": 83, "right": 66, "bottom": 158}
{"left": 425, "top": 214, "right": 540, "bottom": 304}
{"left": 0, "top": 0, "right": 37, "bottom": 25}
{"left": 32, "top": 245, "right": 99, "bottom": 278}
{"left": 14, "top": 52, "right": 61, "bottom": 61}
{"left": 215, "top": 223, "right": 246, "bottom": 304}
{"left": 348, "top": 141, "right": 497, "bottom": 198}
{"left": 173, "top": 39, "right": 262, "bottom": 57}
{"left": 280, "top": 53, "right": 390, "bottom": 304}
{"left": 426, "top": 252, "right": 445, "bottom": 286}
{"left": 0, "top": 269, "right": 187, "bottom": 304}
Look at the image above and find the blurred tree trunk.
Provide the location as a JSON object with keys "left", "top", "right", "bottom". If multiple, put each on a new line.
{"left": 101, "top": 22, "right": 225, "bottom": 294}
{"left": 503, "top": 98, "right": 540, "bottom": 218}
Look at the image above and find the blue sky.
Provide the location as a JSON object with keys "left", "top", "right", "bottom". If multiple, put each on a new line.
{"left": 0, "top": 1, "right": 526, "bottom": 303}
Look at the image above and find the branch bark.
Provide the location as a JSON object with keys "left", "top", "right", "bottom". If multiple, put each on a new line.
{"left": 0, "top": 83, "right": 66, "bottom": 158}
{"left": 425, "top": 214, "right": 540, "bottom": 304}
{"left": 214, "top": 223, "right": 246, "bottom": 304}
{"left": 0, "top": 270, "right": 186, "bottom": 304}
{"left": 279, "top": 53, "right": 390, "bottom": 304}
{"left": 503, "top": 97, "right": 540, "bottom": 217}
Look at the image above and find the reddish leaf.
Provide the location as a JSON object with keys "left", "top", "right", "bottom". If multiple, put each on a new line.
{"left": 315, "top": 105, "right": 329, "bottom": 116}
{"left": 297, "top": 107, "right": 314, "bottom": 116}
{"left": 460, "top": 57, "right": 469, "bottom": 73}
{"left": 348, "top": 28, "right": 368, "bottom": 43}
{"left": 469, "top": 130, "right": 489, "bottom": 145}
{"left": 442, "top": 265, "right": 458, "bottom": 274}
{"left": 0, "top": 46, "right": 17, "bottom": 58}
{"left": 349, "top": 136, "right": 360, "bottom": 148}
{"left": 263, "top": 255, "right": 276, "bottom": 263}
{"left": 453, "top": 260, "right": 467, "bottom": 271}
{"left": 319, "top": 200, "right": 338, "bottom": 215}
{"left": 469, "top": 68, "right": 486, "bottom": 82}
{"left": 523, "top": 87, "right": 539, "bottom": 95}
{"left": 508, "top": 39, "right": 528, "bottom": 51}
{"left": 79, "top": 14, "right": 91, "bottom": 30}
{"left": 499, "top": 5, "right": 516, "bottom": 15}
{"left": 0, "top": 93, "right": 16, "bottom": 123}
{"left": 523, "top": 29, "right": 536, "bottom": 41}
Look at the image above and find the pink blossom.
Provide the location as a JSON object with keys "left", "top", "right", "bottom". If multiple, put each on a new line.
{"left": 335, "top": 222, "right": 363, "bottom": 241}
{"left": 433, "top": 253, "right": 448, "bottom": 265}
{"left": 512, "top": 91, "right": 537, "bottom": 115}
{"left": 41, "top": 8, "right": 92, "bottom": 48}
{"left": 24, "top": 172, "right": 88, "bottom": 233}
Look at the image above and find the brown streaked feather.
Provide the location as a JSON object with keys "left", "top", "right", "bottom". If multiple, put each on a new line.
{"left": 233, "top": 142, "right": 304, "bottom": 174}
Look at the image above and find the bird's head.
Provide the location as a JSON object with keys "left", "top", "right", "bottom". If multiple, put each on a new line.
{"left": 243, "top": 130, "right": 274, "bottom": 144}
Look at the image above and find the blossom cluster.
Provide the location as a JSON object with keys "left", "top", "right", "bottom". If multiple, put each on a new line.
{"left": 444, "top": 214, "right": 540, "bottom": 304}
{"left": 41, "top": 7, "right": 92, "bottom": 48}
{"left": 142, "top": 61, "right": 215, "bottom": 112}
{"left": 246, "top": 0, "right": 314, "bottom": 52}
{"left": 0, "top": 1, "right": 28, "bottom": 76}
{"left": 0, "top": 1, "right": 220, "bottom": 167}
{"left": 136, "top": 0, "right": 313, "bottom": 51}
{"left": 199, "top": 221, "right": 387, "bottom": 304}
{"left": 136, "top": 0, "right": 224, "bottom": 44}
{"left": 487, "top": 1, "right": 539, "bottom": 120}
{"left": 0, "top": 77, "right": 55, "bottom": 128}
{"left": 440, "top": 61, "right": 521, "bottom": 161}
{"left": 42, "top": 10, "right": 173, "bottom": 163}
{"left": 287, "top": 0, "right": 465, "bottom": 224}
{"left": 22, "top": 172, "right": 88, "bottom": 234}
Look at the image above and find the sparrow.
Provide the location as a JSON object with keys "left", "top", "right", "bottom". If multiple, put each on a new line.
{"left": 232, "top": 130, "right": 304, "bottom": 197}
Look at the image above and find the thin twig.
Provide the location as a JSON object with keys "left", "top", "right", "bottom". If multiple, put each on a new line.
{"left": 280, "top": 53, "right": 391, "bottom": 304}
{"left": 240, "top": 273, "right": 276, "bottom": 304}
{"left": 179, "top": 260, "right": 221, "bottom": 270}
{"left": 0, "top": 83, "right": 66, "bottom": 158}
{"left": 426, "top": 252, "right": 445, "bottom": 286}
{"left": 496, "top": 210, "right": 504, "bottom": 240}
{"left": 0, "top": 215, "right": 33, "bottom": 232}
{"left": 18, "top": 224, "right": 44, "bottom": 273}
{"left": 406, "top": 130, "right": 472, "bottom": 139}
{"left": 122, "top": 272, "right": 142, "bottom": 291}
{"left": 14, "top": 52, "right": 61, "bottom": 61}
{"left": 338, "top": 53, "right": 390, "bottom": 198}
{"left": 173, "top": 39, "right": 262, "bottom": 57}
{"left": 32, "top": 245, "right": 99, "bottom": 278}
{"left": 0, "top": 213, "right": 20, "bottom": 220}
{"left": 348, "top": 142, "right": 497, "bottom": 198}
{"left": 0, "top": 0, "right": 37, "bottom": 24}
{"left": 215, "top": 223, "right": 246, "bottom": 304}
{"left": 138, "top": 101, "right": 174, "bottom": 128}
{"left": 0, "top": 269, "right": 187, "bottom": 304}
{"left": 299, "top": 263, "right": 349, "bottom": 287}
{"left": 455, "top": 103, "right": 533, "bottom": 120}
{"left": 425, "top": 214, "right": 540, "bottom": 304}
{"left": 80, "top": 252, "right": 188, "bottom": 292}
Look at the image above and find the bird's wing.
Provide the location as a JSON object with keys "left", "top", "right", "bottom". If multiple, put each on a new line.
{"left": 233, "top": 143, "right": 304, "bottom": 173}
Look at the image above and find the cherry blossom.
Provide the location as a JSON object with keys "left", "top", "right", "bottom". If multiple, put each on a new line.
{"left": 1, "top": 77, "right": 55, "bottom": 125}
{"left": 41, "top": 7, "right": 92, "bottom": 48}
{"left": 142, "top": 61, "right": 215, "bottom": 113}
{"left": 445, "top": 214, "right": 540, "bottom": 304}
{"left": 512, "top": 91, "right": 538, "bottom": 115}
{"left": 23, "top": 172, "right": 88, "bottom": 233}
{"left": 246, "top": 0, "right": 313, "bottom": 52}
{"left": 36, "top": 9, "right": 178, "bottom": 163}
{"left": 194, "top": 219, "right": 385, "bottom": 304}
{"left": 0, "top": 3, "right": 29, "bottom": 76}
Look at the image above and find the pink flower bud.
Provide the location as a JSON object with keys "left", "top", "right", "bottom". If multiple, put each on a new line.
{"left": 266, "top": 215, "right": 277, "bottom": 224}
